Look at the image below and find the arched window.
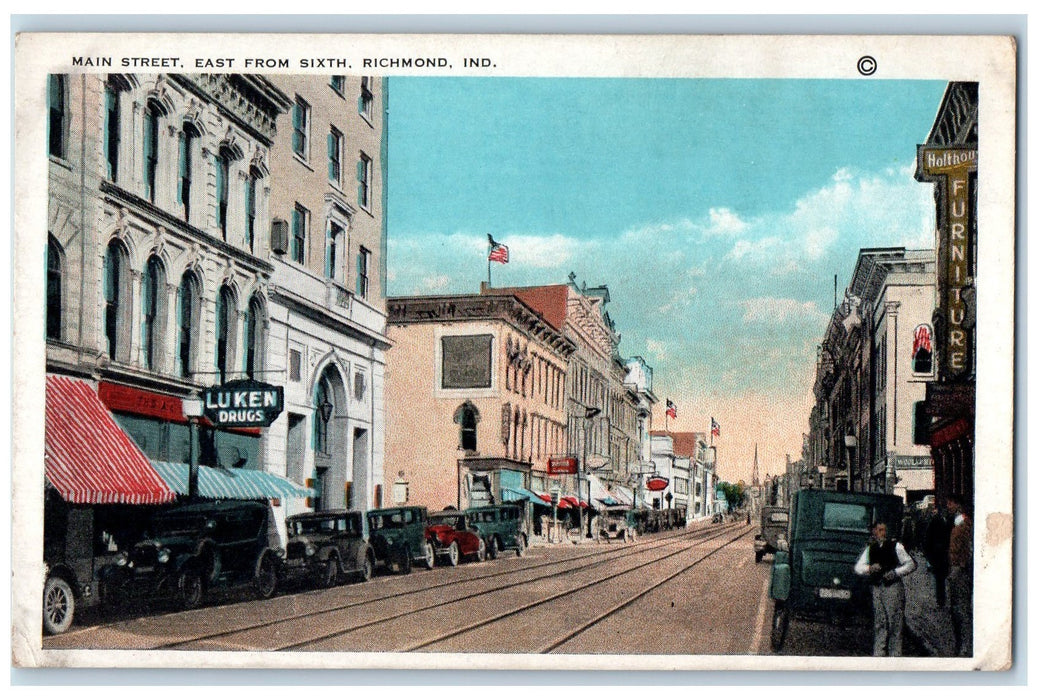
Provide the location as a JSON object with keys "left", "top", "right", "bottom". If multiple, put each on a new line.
{"left": 143, "top": 101, "right": 162, "bottom": 203}
{"left": 215, "top": 150, "right": 231, "bottom": 238}
{"left": 103, "top": 240, "right": 130, "bottom": 361}
{"left": 912, "top": 324, "right": 934, "bottom": 375}
{"left": 215, "top": 285, "right": 237, "bottom": 383}
{"left": 46, "top": 235, "right": 63, "bottom": 341}
{"left": 104, "top": 82, "right": 121, "bottom": 181}
{"left": 454, "top": 401, "right": 479, "bottom": 453}
{"left": 178, "top": 123, "right": 200, "bottom": 223}
{"left": 314, "top": 376, "right": 333, "bottom": 455}
{"left": 244, "top": 168, "right": 259, "bottom": 252}
{"left": 176, "top": 272, "right": 200, "bottom": 378}
{"left": 243, "top": 295, "right": 264, "bottom": 379}
{"left": 141, "top": 256, "right": 166, "bottom": 371}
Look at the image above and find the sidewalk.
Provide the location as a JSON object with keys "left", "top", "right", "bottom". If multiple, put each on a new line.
{"left": 903, "top": 550, "right": 958, "bottom": 656}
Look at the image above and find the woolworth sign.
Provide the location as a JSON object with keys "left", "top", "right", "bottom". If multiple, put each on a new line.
{"left": 203, "top": 379, "right": 284, "bottom": 428}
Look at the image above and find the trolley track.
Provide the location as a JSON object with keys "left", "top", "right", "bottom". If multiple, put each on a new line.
{"left": 156, "top": 523, "right": 738, "bottom": 651}
{"left": 398, "top": 523, "right": 755, "bottom": 656}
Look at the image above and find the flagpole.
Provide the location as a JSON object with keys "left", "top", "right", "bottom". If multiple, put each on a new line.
{"left": 487, "top": 248, "right": 492, "bottom": 288}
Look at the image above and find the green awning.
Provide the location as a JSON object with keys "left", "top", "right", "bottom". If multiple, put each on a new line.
{"left": 501, "top": 486, "right": 542, "bottom": 503}
{"left": 152, "top": 461, "right": 313, "bottom": 500}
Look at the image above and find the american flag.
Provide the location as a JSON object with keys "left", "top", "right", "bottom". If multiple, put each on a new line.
{"left": 488, "top": 234, "right": 509, "bottom": 264}
{"left": 666, "top": 399, "right": 677, "bottom": 419}
{"left": 711, "top": 417, "right": 721, "bottom": 437}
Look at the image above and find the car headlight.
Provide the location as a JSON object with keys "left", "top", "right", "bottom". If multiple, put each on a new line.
{"left": 305, "top": 544, "right": 316, "bottom": 557}
{"left": 157, "top": 548, "right": 170, "bottom": 564}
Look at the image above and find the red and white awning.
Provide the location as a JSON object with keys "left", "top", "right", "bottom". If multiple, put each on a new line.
{"left": 45, "top": 375, "right": 176, "bottom": 505}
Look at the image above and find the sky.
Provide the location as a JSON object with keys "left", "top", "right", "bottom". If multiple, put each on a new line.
{"left": 385, "top": 77, "right": 948, "bottom": 484}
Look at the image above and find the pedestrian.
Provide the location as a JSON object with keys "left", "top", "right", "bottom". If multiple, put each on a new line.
{"left": 946, "top": 494, "right": 973, "bottom": 657}
{"left": 923, "top": 502, "right": 951, "bottom": 608}
{"left": 854, "top": 521, "right": 917, "bottom": 656}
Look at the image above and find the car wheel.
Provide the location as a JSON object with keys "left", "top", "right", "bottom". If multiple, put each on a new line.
{"left": 422, "top": 540, "right": 436, "bottom": 570}
{"left": 487, "top": 536, "right": 499, "bottom": 560}
{"left": 178, "top": 568, "right": 205, "bottom": 610}
{"left": 770, "top": 602, "right": 789, "bottom": 651}
{"left": 358, "top": 555, "right": 374, "bottom": 583}
{"left": 475, "top": 538, "right": 487, "bottom": 562}
{"left": 254, "top": 555, "right": 279, "bottom": 599}
{"left": 320, "top": 556, "right": 340, "bottom": 588}
{"left": 398, "top": 546, "right": 412, "bottom": 575}
{"left": 445, "top": 541, "right": 460, "bottom": 567}
{"left": 515, "top": 534, "right": 527, "bottom": 557}
{"left": 43, "top": 575, "right": 75, "bottom": 635}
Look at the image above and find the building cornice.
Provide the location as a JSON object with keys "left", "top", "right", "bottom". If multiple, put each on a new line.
{"left": 272, "top": 286, "right": 392, "bottom": 351}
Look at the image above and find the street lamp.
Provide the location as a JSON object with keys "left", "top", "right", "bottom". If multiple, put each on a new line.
{"left": 844, "top": 432, "right": 857, "bottom": 493}
{"left": 580, "top": 406, "right": 600, "bottom": 541}
{"left": 182, "top": 394, "right": 204, "bottom": 500}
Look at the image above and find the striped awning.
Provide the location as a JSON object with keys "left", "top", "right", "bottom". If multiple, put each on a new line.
{"left": 151, "top": 461, "right": 314, "bottom": 500}
{"left": 501, "top": 486, "right": 542, "bottom": 503}
{"left": 45, "top": 375, "right": 176, "bottom": 505}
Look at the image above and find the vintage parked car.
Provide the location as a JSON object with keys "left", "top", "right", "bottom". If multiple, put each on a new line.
{"left": 426, "top": 510, "right": 487, "bottom": 565}
{"left": 754, "top": 506, "right": 790, "bottom": 562}
{"left": 284, "top": 510, "right": 375, "bottom": 587}
{"left": 598, "top": 506, "right": 637, "bottom": 542}
{"left": 366, "top": 506, "right": 435, "bottom": 574}
{"left": 465, "top": 503, "right": 527, "bottom": 558}
{"left": 42, "top": 492, "right": 155, "bottom": 634}
{"left": 104, "top": 500, "right": 283, "bottom": 610}
{"left": 768, "top": 489, "right": 905, "bottom": 651}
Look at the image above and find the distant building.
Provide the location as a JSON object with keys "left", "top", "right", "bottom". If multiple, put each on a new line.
{"left": 384, "top": 292, "right": 575, "bottom": 517}
{"left": 649, "top": 431, "right": 715, "bottom": 521}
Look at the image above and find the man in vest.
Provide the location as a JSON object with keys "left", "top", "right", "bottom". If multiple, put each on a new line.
{"left": 855, "top": 521, "right": 918, "bottom": 656}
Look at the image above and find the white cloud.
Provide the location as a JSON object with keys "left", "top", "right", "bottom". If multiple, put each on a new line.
{"left": 504, "top": 233, "right": 582, "bottom": 268}
{"left": 419, "top": 274, "right": 451, "bottom": 292}
{"left": 739, "top": 297, "right": 828, "bottom": 325}
{"left": 645, "top": 338, "right": 670, "bottom": 361}
{"left": 705, "top": 207, "right": 748, "bottom": 236}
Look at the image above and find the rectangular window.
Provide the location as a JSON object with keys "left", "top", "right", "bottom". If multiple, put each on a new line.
{"left": 441, "top": 335, "right": 493, "bottom": 389}
{"left": 48, "top": 74, "right": 66, "bottom": 159}
{"left": 359, "top": 76, "right": 374, "bottom": 119}
{"left": 330, "top": 75, "right": 346, "bottom": 95}
{"left": 143, "top": 106, "right": 160, "bottom": 203}
{"left": 356, "top": 247, "right": 370, "bottom": 299}
{"left": 357, "top": 152, "right": 372, "bottom": 209}
{"left": 291, "top": 203, "right": 308, "bottom": 264}
{"left": 292, "top": 96, "right": 310, "bottom": 159}
{"left": 104, "top": 86, "right": 120, "bottom": 180}
{"left": 289, "top": 349, "right": 302, "bottom": 382}
{"left": 822, "top": 502, "right": 870, "bottom": 533}
{"left": 327, "top": 127, "right": 342, "bottom": 185}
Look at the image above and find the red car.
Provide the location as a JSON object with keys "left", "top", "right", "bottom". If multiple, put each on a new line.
{"left": 425, "top": 511, "right": 487, "bottom": 566}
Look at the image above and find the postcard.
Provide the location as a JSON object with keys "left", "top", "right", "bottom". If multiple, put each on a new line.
{"left": 11, "top": 32, "right": 1016, "bottom": 672}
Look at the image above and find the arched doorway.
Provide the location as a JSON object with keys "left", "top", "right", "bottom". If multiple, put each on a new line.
{"left": 312, "top": 365, "right": 349, "bottom": 511}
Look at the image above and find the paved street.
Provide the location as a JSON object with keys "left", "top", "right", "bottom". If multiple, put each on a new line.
{"left": 42, "top": 520, "right": 917, "bottom": 657}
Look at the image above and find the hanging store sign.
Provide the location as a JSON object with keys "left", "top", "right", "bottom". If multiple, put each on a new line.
{"left": 547, "top": 456, "right": 578, "bottom": 475}
{"left": 646, "top": 476, "right": 670, "bottom": 492}
{"left": 916, "top": 146, "right": 977, "bottom": 380}
{"left": 203, "top": 379, "right": 284, "bottom": 428}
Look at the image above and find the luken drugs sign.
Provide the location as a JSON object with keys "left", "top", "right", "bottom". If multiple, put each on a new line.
{"left": 203, "top": 380, "right": 284, "bottom": 428}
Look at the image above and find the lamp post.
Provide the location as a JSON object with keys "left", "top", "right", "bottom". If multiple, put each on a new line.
{"left": 182, "top": 394, "right": 204, "bottom": 501}
{"left": 580, "top": 406, "right": 600, "bottom": 541}
{"left": 844, "top": 431, "right": 857, "bottom": 493}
